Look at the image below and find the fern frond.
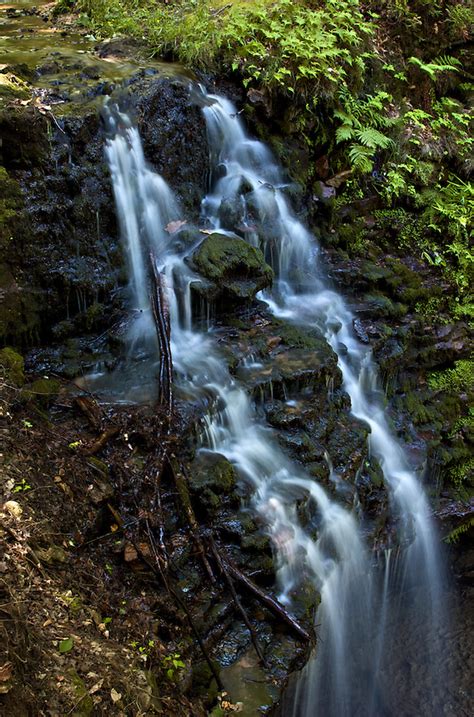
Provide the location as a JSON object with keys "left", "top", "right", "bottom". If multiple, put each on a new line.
{"left": 336, "top": 124, "right": 355, "bottom": 143}
{"left": 355, "top": 128, "right": 392, "bottom": 149}
{"left": 348, "top": 143, "right": 374, "bottom": 173}
{"left": 409, "top": 55, "right": 461, "bottom": 80}
{"left": 333, "top": 109, "right": 354, "bottom": 125}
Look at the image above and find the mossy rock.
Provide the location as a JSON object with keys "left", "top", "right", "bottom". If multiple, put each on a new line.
{"left": 22, "top": 377, "right": 60, "bottom": 406}
{"left": 189, "top": 232, "right": 273, "bottom": 302}
{"left": 0, "top": 72, "right": 30, "bottom": 100}
{"left": 0, "top": 265, "right": 42, "bottom": 344}
{"left": 189, "top": 451, "right": 237, "bottom": 494}
{"left": 189, "top": 451, "right": 238, "bottom": 512}
{"left": 0, "top": 346, "right": 25, "bottom": 386}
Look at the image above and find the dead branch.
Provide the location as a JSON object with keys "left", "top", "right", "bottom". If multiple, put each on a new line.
{"left": 209, "top": 536, "right": 267, "bottom": 666}
{"left": 73, "top": 395, "right": 104, "bottom": 431}
{"left": 83, "top": 426, "right": 120, "bottom": 455}
{"left": 131, "top": 532, "right": 223, "bottom": 692}
{"left": 215, "top": 546, "right": 313, "bottom": 644}
{"left": 149, "top": 250, "right": 173, "bottom": 413}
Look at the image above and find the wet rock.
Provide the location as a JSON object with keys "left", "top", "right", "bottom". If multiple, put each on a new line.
{"left": 0, "top": 106, "right": 49, "bottom": 168}
{"left": 217, "top": 195, "right": 245, "bottom": 231}
{"left": 189, "top": 232, "right": 273, "bottom": 303}
{"left": 137, "top": 79, "right": 208, "bottom": 214}
{"left": 0, "top": 266, "right": 41, "bottom": 346}
{"left": 313, "top": 180, "right": 336, "bottom": 205}
{"left": 189, "top": 451, "right": 238, "bottom": 512}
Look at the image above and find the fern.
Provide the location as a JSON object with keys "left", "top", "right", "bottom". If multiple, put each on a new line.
{"left": 336, "top": 124, "right": 355, "bottom": 143}
{"left": 355, "top": 127, "right": 392, "bottom": 149}
{"left": 408, "top": 55, "right": 461, "bottom": 80}
{"left": 444, "top": 516, "right": 474, "bottom": 544}
{"left": 348, "top": 144, "right": 374, "bottom": 173}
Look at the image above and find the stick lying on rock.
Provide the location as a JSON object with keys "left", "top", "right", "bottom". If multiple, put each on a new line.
{"left": 149, "top": 250, "right": 173, "bottom": 412}
{"left": 208, "top": 537, "right": 313, "bottom": 645}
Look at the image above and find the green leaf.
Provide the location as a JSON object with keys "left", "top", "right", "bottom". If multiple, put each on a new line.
{"left": 59, "top": 637, "right": 74, "bottom": 653}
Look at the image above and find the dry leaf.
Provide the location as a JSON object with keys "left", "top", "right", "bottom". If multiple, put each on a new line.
{"left": 165, "top": 219, "right": 187, "bottom": 234}
{"left": 0, "top": 663, "right": 12, "bottom": 683}
{"left": 110, "top": 688, "right": 122, "bottom": 703}
{"left": 124, "top": 543, "right": 137, "bottom": 562}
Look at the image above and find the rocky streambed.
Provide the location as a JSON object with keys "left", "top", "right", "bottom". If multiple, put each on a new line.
{"left": 1, "top": 2, "right": 473, "bottom": 715}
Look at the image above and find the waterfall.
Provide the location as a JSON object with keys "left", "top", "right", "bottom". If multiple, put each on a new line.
{"left": 200, "top": 92, "right": 447, "bottom": 715}
{"left": 105, "top": 91, "right": 448, "bottom": 716}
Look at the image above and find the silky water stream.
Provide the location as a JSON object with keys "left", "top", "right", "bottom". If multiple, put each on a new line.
{"left": 104, "top": 93, "right": 449, "bottom": 716}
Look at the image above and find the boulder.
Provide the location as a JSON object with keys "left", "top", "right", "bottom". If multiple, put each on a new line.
{"left": 189, "top": 232, "right": 273, "bottom": 303}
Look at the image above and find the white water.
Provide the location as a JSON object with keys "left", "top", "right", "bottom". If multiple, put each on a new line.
{"left": 105, "top": 94, "right": 447, "bottom": 716}
{"left": 200, "top": 93, "right": 446, "bottom": 715}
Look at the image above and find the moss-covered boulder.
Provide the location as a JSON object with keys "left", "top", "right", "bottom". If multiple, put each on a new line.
{"left": 22, "top": 377, "right": 60, "bottom": 406}
{"left": 0, "top": 346, "right": 25, "bottom": 386}
{"left": 189, "top": 232, "right": 273, "bottom": 303}
{"left": 189, "top": 451, "right": 238, "bottom": 512}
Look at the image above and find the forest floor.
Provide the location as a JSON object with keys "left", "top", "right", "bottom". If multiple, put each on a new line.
{"left": 0, "top": 370, "right": 215, "bottom": 715}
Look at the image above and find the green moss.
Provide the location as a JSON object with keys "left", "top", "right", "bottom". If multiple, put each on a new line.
{"left": 0, "top": 72, "right": 30, "bottom": 100}
{"left": 0, "top": 346, "right": 25, "bottom": 386}
{"left": 0, "top": 167, "right": 23, "bottom": 236}
{"left": 67, "top": 670, "right": 94, "bottom": 716}
{"left": 191, "top": 232, "right": 273, "bottom": 300}
{"left": 22, "top": 378, "right": 61, "bottom": 406}
{"left": 272, "top": 320, "right": 326, "bottom": 352}
{"left": 0, "top": 265, "right": 41, "bottom": 345}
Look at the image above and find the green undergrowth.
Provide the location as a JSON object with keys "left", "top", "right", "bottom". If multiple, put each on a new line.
{"left": 65, "top": 1, "right": 472, "bottom": 309}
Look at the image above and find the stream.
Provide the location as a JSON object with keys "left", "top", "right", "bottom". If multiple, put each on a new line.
{"left": 104, "top": 93, "right": 449, "bottom": 714}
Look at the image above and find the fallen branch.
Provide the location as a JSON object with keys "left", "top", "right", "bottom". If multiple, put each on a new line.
{"left": 215, "top": 545, "right": 313, "bottom": 644}
{"left": 149, "top": 250, "right": 173, "bottom": 413}
{"left": 131, "top": 532, "right": 224, "bottom": 692}
{"left": 83, "top": 426, "right": 120, "bottom": 456}
{"left": 209, "top": 536, "right": 267, "bottom": 666}
{"left": 73, "top": 395, "right": 103, "bottom": 431}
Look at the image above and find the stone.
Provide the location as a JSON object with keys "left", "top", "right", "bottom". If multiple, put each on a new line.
{"left": 0, "top": 346, "right": 25, "bottom": 386}
{"left": 189, "top": 232, "right": 273, "bottom": 302}
{"left": 22, "top": 377, "right": 60, "bottom": 406}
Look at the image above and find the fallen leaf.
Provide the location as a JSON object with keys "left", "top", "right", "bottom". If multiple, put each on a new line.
{"left": 3, "top": 501, "right": 22, "bottom": 518}
{"left": 90, "top": 679, "right": 104, "bottom": 694}
{"left": 110, "top": 688, "right": 122, "bottom": 703}
{"left": 124, "top": 543, "right": 137, "bottom": 562}
{"left": 0, "top": 663, "right": 12, "bottom": 682}
{"left": 165, "top": 219, "right": 187, "bottom": 234}
{"left": 58, "top": 637, "right": 74, "bottom": 654}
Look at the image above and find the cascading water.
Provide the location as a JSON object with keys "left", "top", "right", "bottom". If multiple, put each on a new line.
{"left": 104, "top": 91, "right": 448, "bottom": 716}
{"left": 199, "top": 92, "right": 448, "bottom": 715}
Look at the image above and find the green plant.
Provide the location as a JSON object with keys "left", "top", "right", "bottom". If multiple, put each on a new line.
{"left": 162, "top": 652, "right": 185, "bottom": 681}
{"left": 334, "top": 90, "right": 396, "bottom": 173}
{"left": 428, "top": 359, "right": 474, "bottom": 393}
{"left": 444, "top": 515, "right": 474, "bottom": 543}
{"left": 13, "top": 478, "right": 32, "bottom": 493}
{"left": 408, "top": 54, "right": 461, "bottom": 81}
